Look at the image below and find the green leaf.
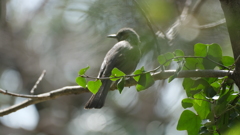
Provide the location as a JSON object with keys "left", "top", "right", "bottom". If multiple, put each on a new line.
{"left": 204, "top": 86, "right": 217, "bottom": 98}
{"left": 133, "top": 67, "right": 154, "bottom": 91}
{"left": 183, "top": 78, "right": 209, "bottom": 97}
{"left": 157, "top": 53, "right": 174, "bottom": 66}
{"left": 183, "top": 78, "right": 200, "bottom": 96}
{"left": 192, "top": 44, "right": 206, "bottom": 68}
{"left": 87, "top": 80, "right": 102, "bottom": 94}
{"left": 203, "top": 44, "right": 222, "bottom": 69}
{"left": 183, "top": 78, "right": 195, "bottom": 93}
{"left": 199, "top": 126, "right": 210, "bottom": 134}
{"left": 174, "top": 49, "right": 185, "bottom": 61}
{"left": 204, "top": 77, "right": 218, "bottom": 84}
{"left": 136, "top": 73, "right": 155, "bottom": 92}
{"left": 223, "top": 122, "right": 240, "bottom": 135}
{"left": 182, "top": 98, "right": 193, "bottom": 108}
{"left": 183, "top": 58, "right": 204, "bottom": 70}
{"left": 157, "top": 55, "right": 166, "bottom": 65}
{"left": 215, "top": 89, "right": 235, "bottom": 115}
{"left": 193, "top": 93, "right": 210, "bottom": 119}
{"left": 76, "top": 77, "right": 87, "bottom": 88}
{"left": 117, "top": 77, "right": 125, "bottom": 93}
{"left": 133, "top": 67, "right": 144, "bottom": 82}
{"left": 78, "top": 66, "right": 90, "bottom": 75}
{"left": 194, "top": 43, "right": 207, "bottom": 57}
{"left": 194, "top": 43, "right": 223, "bottom": 69}
{"left": 211, "top": 81, "right": 221, "bottom": 89}
{"left": 208, "top": 43, "right": 222, "bottom": 62}
{"left": 175, "top": 49, "right": 184, "bottom": 57}
{"left": 164, "top": 52, "right": 174, "bottom": 66}
{"left": 218, "top": 88, "right": 233, "bottom": 104}
{"left": 221, "top": 56, "right": 234, "bottom": 67}
{"left": 217, "top": 111, "right": 230, "bottom": 129}
{"left": 110, "top": 68, "right": 126, "bottom": 81}
{"left": 192, "top": 79, "right": 208, "bottom": 90}
{"left": 168, "top": 74, "right": 176, "bottom": 83}
{"left": 188, "top": 79, "right": 209, "bottom": 96}
{"left": 177, "top": 110, "right": 202, "bottom": 135}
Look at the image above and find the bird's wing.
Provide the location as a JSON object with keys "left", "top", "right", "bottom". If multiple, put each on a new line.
{"left": 98, "top": 41, "right": 132, "bottom": 78}
{"left": 85, "top": 41, "right": 140, "bottom": 109}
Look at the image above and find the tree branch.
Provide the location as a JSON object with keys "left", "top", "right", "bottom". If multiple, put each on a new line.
{"left": 0, "top": 69, "right": 232, "bottom": 116}
{"left": 219, "top": 0, "right": 240, "bottom": 89}
{"left": 219, "top": 1, "right": 240, "bottom": 70}
{"left": 163, "top": 0, "right": 193, "bottom": 45}
{"left": 31, "top": 70, "right": 46, "bottom": 94}
{"left": 192, "top": 19, "right": 226, "bottom": 29}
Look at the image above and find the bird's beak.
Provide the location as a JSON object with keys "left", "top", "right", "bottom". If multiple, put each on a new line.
{"left": 107, "top": 34, "right": 117, "bottom": 38}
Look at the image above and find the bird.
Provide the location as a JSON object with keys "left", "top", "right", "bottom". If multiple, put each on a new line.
{"left": 85, "top": 28, "right": 141, "bottom": 109}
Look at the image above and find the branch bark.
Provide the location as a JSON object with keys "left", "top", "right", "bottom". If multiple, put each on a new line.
{"left": 219, "top": 0, "right": 240, "bottom": 88}
{"left": 0, "top": 69, "right": 232, "bottom": 116}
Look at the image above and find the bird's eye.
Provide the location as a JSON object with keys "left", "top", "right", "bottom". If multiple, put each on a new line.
{"left": 122, "top": 33, "right": 129, "bottom": 40}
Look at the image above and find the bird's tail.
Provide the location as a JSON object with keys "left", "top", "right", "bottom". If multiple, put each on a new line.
{"left": 85, "top": 79, "right": 112, "bottom": 109}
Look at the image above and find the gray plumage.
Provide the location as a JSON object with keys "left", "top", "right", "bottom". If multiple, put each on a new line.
{"left": 85, "top": 28, "right": 141, "bottom": 109}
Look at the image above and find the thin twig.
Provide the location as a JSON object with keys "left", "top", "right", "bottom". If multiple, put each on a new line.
{"left": 31, "top": 70, "right": 46, "bottom": 94}
{"left": 233, "top": 55, "right": 240, "bottom": 66}
{"left": 179, "top": 0, "right": 192, "bottom": 22}
{"left": 192, "top": 19, "right": 226, "bottom": 29}
{"left": 0, "top": 86, "right": 88, "bottom": 116}
{"left": 165, "top": 0, "right": 192, "bottom": 45}
{"left": 205, "top": 57, "right": 229, "bottom": 70}
{"left": 0, "top": 89, "right": 40, "bottom": 98}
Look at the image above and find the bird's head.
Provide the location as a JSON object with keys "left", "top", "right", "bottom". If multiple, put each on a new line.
{"left": 108, "top": 28, "right": 140, "bottom": 45}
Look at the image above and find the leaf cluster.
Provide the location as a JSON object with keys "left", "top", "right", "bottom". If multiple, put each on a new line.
{"left": 76, "top": 43, "right": 238, "bottom": 135}
{"left": 76, "top": 66, "right": 155, "bottom": 94}
{"left": 174, "top": 43, "right": 237, "bottom": 135}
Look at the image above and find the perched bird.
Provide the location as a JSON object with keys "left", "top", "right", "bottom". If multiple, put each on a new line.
{"left": 85, "top": 28, "right": 141, "bottom": 109}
